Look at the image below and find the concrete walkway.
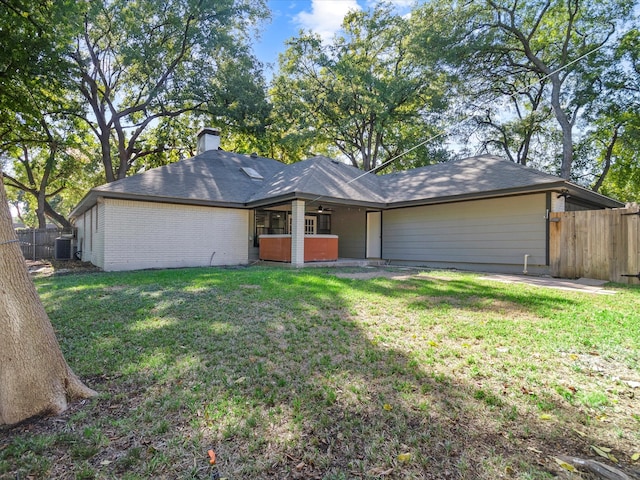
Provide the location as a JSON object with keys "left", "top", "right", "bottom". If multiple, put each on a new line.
{"left": 478, "top": 274, "right": 616, "bottom": 295}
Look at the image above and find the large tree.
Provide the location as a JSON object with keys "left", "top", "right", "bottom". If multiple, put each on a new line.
{"left": 0, "top": 164, "right": 96, "bottom": 425}
{"left": 0, "top": 0, "right": 78, "bottom": 125}
{"left": 0, "top": 0, "right": 97, "bottom": 426}
{"left": 70, "top": 0, "right": 269, "bottom": 182}
{"left": 456, "top": 0, "right": 635, "bottom": 179}
{"left": 584, "top": 28, "right": 640, "bottom": 200}
{"left": 1, "top": 108, "right": 97, "bottom": 229}
{"left": 271, "top": 4, "right": 450, "bottom": 172}
{"left": 1, "top": 0, "right": 94, "bottom": 226}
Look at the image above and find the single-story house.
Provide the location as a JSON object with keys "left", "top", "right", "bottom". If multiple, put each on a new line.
{"left": 70, "top": 128, "right": 624, "bottom": 273}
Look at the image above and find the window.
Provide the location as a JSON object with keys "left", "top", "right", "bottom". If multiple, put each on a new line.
{"left": 317, "top": 214, "right": 331, "bottom": 234}
{"left": 304, "top": 216, "right": 317, "bottom": 235}
{"left": 289, "top": 215, "right": 317, "bottom": 234}
{"left": 254, "top": 210, "right": 286, "bottom": 246}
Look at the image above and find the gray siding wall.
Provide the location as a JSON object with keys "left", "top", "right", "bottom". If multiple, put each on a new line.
{"left": 383, "top": 194, "right": 548, "bottom": 271}
{"left": 332, "top": 206, "right": 366, "bottom": 258}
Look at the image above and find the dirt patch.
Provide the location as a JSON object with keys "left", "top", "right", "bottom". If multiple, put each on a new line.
{"left": 479, "top": 274, "right": 616, "bottom": 295}
{"left": 26, "top": 259, "right": 101, "bottom": 276}
{"left": 332, "top": 268, "right": 617, "bottom": 295}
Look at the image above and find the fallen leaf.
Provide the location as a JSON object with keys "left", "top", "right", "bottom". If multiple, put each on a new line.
{"left": 383, "top": 403, "right": 393, "bottom": 411}
{"left": 367, "top": 467, "right": 394, "bottom": 476}
{"left": 553, "top": 457, "right": 577, "bottom": 472}
{"left": 428, "top": 340, "right": 438, "bottom": 347}
{"left": 505, "top": 465, "right": 515, "bottom": 475}
{"left": 608, "top": 453, "right": 619, "bottom": 463}
{"left": 296, "top": 462, "right": 305, "bottom": 470}
{"left": 234, "top": 376, "right": 246, "bottom": 384}
{"left": 100, "top": 460, "right": 112, "bottom": 466}
{"left": 538, "top": 414, "right": 552, "bottom": 420}
{"left": 527, "top": 447, "right": 542, "bottom": 454}
{"left": 521, "top": 386, "right": 534, "bottom": 395}
{"left": 591, "top": 445, "right": 610, "bottom": 459}
{"left": 631, "top": 453, "right": 640, "bottom": 461}
{"left": 573, "top": 428, "right": 587, "bottom": 437}
{"left": 397, "top": 453, "right": 411, "bottom": 463}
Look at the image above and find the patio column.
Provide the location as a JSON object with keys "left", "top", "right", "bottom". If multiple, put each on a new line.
{"left": 291, "top": 200, "right": 305, "bottom": 266}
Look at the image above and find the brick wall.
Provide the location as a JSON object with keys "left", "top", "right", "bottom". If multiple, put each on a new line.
{"left": 98, "top": 199, "right": 249, "bottom": 271}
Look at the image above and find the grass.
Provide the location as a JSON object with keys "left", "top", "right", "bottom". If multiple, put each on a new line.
{"left": 1, "top": 265, "right": 640, "bottom": 479}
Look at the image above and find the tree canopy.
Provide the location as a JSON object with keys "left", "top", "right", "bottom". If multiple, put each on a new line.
{"left": 270, "top": 4, "right": 451, "bottom": 172}
{"left": 69, "top": 0, "right": 269, "bottom": 182}
{"left": 1, "top": 0, "right": 270, "bottom": 226}
{"left": 447, "top": 0, "right": 637, "bottom": 182}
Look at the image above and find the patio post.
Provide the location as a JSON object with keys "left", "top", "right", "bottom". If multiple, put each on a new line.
{"left": 291, "top": 200, "right": 305, "bottom": 266}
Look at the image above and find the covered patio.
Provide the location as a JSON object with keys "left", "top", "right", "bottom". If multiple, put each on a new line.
{"left": 253, "top": 199, "right": 383, "bottom": 266}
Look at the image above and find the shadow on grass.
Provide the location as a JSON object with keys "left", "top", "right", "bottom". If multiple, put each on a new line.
{"left": 1, "top": 266, "right": 633, "bottom": 479}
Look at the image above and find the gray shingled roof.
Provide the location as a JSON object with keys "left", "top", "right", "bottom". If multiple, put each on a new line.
{"left": 379, "top": 155, "right": 622, "bottom": 208}
{"left": 246, "top": 156, "right": 386, "bottom": 206}
{"left": 71, "top": 150, "right": 284, "bottom": 216}
{"left": 71, "top": 151, "right": 623, "bottom": 219}
{"left": 379, "top": 155, "right": 565, "bottom": 204}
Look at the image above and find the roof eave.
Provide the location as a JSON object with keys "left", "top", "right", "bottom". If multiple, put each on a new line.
{"left": 564, "top": 184, "right": 625, "bottom": 208}
{"left": 70, "top": 190, "right": 248, "bottom": 221}
{"left": 246, "top": 192, "right": 386, "bottom": 209}
{"left": 69, "top": 191, "right": 97, "bottom": 221}
{"left": 385, "top": 182, "right": 583, "bottom": 210}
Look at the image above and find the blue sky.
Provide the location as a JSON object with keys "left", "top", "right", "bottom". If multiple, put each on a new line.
{"left": 253, "top": 0, "right": 415, "bottom": 75}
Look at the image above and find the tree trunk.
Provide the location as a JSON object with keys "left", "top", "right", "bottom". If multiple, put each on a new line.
{"left": 36, "top": 190, "right": 47, "bottom": 229}
{"left": 592, "top": 125, "right": 619, "bottom": 193}
{"left": 44, "top": 202, "right": 72, "bottom": 230}
{"left": 550, "top": 74, "right": 574, "bottom": 180}
{"left": 0, "top": 167, "right": 96, "bottom": 425}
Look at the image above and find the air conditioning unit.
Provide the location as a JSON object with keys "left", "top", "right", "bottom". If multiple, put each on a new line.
{"left": 54, "top": 236, "right": 73, "bottom": 260}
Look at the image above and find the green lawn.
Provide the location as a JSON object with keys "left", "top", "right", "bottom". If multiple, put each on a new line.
{"left": 2, "top": 266, "right": 639, "bottom": 479}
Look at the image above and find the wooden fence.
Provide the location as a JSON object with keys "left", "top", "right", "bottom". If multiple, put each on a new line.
{"left": 15, "top": 228, "right": 72, "bottom": 261}
{"left": 549, "top": 205, "right": 640, "bottom": 284}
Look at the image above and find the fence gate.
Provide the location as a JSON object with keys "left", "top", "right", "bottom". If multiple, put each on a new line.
{"left": 549, "top": 205, "right": 640, "bottom": 284}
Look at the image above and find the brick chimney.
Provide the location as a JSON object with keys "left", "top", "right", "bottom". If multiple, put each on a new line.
{"left": 197, "top": 127, "right": 221, "bottom": 154}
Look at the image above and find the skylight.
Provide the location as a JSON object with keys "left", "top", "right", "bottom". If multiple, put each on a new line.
{"left": 241, "top": 167, "right": 264, "bottom": 180}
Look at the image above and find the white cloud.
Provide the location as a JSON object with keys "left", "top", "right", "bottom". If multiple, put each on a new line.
{"left": 364, "top": 0, "right": 413, "bottom": 6}
{"left": 293, "top": 0, "right": 361, "bottom": 42}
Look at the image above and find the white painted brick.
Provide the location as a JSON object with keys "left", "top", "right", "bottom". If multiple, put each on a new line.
{"left": 98, "top": 199, "right": 249, "bottom": 271}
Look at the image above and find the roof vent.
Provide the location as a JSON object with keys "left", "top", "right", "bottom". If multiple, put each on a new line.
{"left": 197, "top": 127, "right": 221, "bottom": 154}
